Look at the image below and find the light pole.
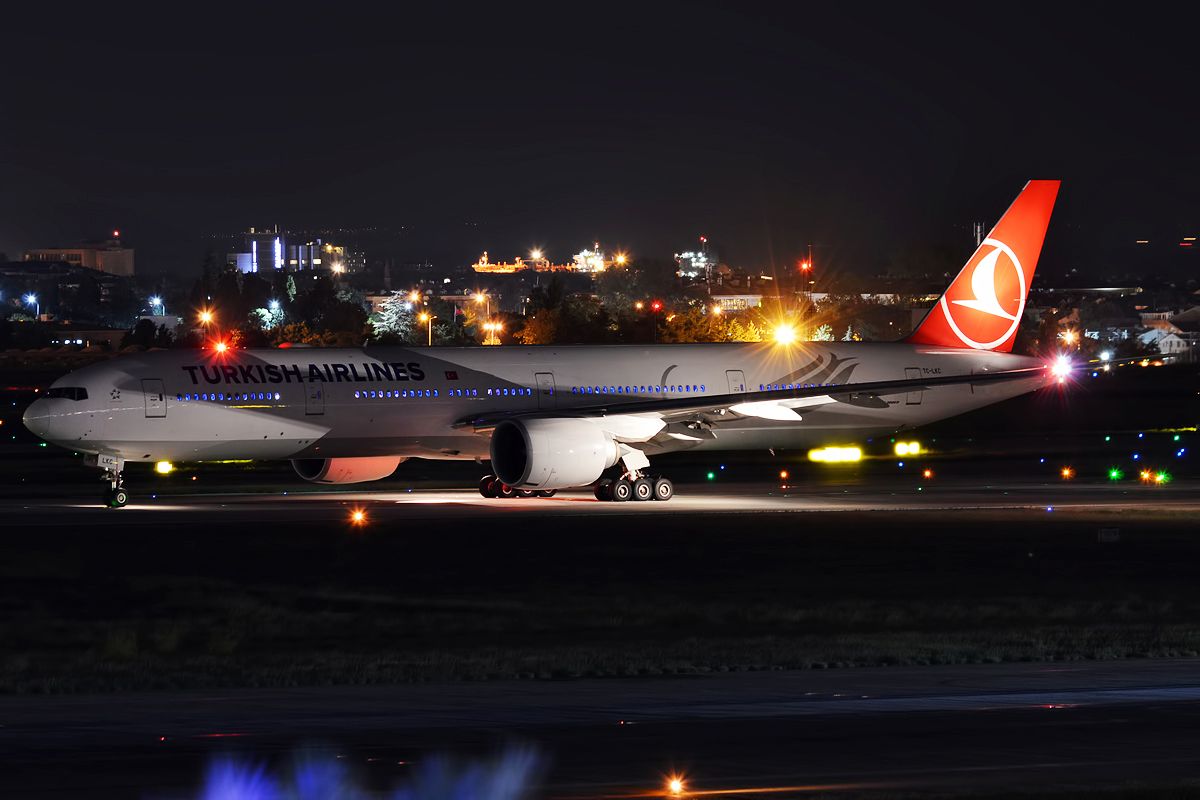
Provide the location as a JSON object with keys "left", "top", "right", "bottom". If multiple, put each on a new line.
{"left": 24, "top": 293, "right": 39, "bottom": 319}
{"left": 474, "top": 292, "right": 490, "bottom": 319}
{"left": 149, "top": 295, "right": 164, "bottom": 315}
{"left": 419, "top": 312, "right": 436, "bottom": 346}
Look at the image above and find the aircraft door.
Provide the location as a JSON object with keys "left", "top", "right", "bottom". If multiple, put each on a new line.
{"left": 904, "top": 367, "right": 923, "bottom": 405}
{"left": 535, "top": 372, "right": 557, "bottom": 410}
{"left": 305, "top": 383, "right": 325, "bottom": 415}
{"left": 726, "top": 370, "right": 747, "bottom": 393}
{"left": 141, "top": 379, "right": 166, "bottom": 418}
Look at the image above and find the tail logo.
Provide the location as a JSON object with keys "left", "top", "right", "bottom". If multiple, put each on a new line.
{"left": 941, "top": 237, "right": 1026, "bottom": 350}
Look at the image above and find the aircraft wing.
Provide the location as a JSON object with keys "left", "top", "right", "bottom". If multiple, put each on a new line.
{"left": 456, "top": 364, "right": 1047, "bottom": 432}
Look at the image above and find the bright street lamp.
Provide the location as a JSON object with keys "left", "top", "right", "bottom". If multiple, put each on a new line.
{"left": 150, "top": 295, "right": 164, "bottom": 314}
{"left": 418, "top": 312, "right": 436, "bottom": 346}
{"left": 530, "top": 248, "right": 543, "bottom": 261}
{"left": 24, "top": 293, "right": 39, "bottom": 318}
{"left": 473, "top": 292, "right": 490, "bottom": 318}
{"left": 773, "top": 323, "right": 797, "bottom": 345}
{"left": 268, "top": 299, "right": 280, "bottom": 312}
{"left": 198, "top": 308, "right": 215, "bottom": 325}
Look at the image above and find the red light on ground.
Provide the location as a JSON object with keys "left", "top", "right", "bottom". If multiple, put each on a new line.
{"left": 112, "top": 229, "right": 120, "bottom": 238}
{"left": 1181, "top": 242, "right": 1194, "bottom": 247}
{"left": 651, "top": 301, "right": 663, "bottom": 312}
{"left": 214, "top": 341, "right": 228, "bottom": 354}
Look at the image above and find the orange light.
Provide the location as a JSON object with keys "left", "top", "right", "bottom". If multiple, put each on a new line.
{"left": 198, "top": 309, "right": 214, "bottom": 325}
{"left": 634, "top": 301, "right": 644, "bottom": 310}
{"left": 779, "top": 470, "right": 789, "bottom": 480}
{"left": 350, "top": 508, "right": 367, "bottom": 526}
{"left": 667, "top": 775, "right": 685, "bottom": 796}
{"left": 214, "top": 341, "right": 228, "bottom": 354}
{"left": 922, "top": 468, "right": 933, "bottom": 479}
{"left": 1140, "top": 469, "right": 1153, "bottom": 482}
{"left": 1060, "top": 466, "right": 1074, "bottom": 480}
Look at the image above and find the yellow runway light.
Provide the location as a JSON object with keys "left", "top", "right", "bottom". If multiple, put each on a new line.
{"left": 808, "top": 446, "right": 862, "bottom": 463}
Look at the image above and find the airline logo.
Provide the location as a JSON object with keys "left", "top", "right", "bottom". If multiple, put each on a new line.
{"left": 941, "top": 237, "right": 1025, "bottom": 349}
{"left": 908, "top": 180, "right": 1060, "bottom": 352}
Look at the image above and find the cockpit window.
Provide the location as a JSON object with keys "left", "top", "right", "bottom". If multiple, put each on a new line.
{"left": 45, "top": 387, "right": 88, "bottom": 401}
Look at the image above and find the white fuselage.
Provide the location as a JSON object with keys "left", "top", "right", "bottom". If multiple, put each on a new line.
{"left": 23, "top": 342, "right": 1046, "bottom": 464}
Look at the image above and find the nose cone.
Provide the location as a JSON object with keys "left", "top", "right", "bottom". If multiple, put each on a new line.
{"left": 22, "top": 400, "right": 50, "bottom": 438}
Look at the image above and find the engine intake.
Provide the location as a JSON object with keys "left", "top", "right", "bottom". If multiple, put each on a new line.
{"left": 490, "top": 418, "right": 620, "bottom": 490}
{"left": 292, "top": 456, "right": 406, "bottom": 484}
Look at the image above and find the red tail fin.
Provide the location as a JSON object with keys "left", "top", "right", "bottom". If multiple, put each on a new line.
{"left": 908, "top": 180, "right": 1060, "bottom": 352}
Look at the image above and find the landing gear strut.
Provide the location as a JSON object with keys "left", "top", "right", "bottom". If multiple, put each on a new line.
{"left": 478, "top": 475, "right": 555, "bottom": 499}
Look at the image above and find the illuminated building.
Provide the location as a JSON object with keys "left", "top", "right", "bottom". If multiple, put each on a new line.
{"left": 228, "top": 228, "right": 364, "bottom": 274}
{"left": 24, "top": 233, "right": 134, "bottom": 277}
{"left": 676, "top": 236, "right": 717, "bottom": 281}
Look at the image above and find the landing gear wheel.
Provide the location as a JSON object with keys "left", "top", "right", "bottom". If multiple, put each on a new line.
{"left": 479, "top": 475, "right": 498, "bottom": 498}
{"left": 107, "top": 487, "right": 129, "bottom": 508}
{"left": 632, "top": 477, "right": 653, "bottom": 501}
{"left": 536, "top": 489, "right": 557, "bottom": 498}
{"left": 652, "top": 477, "right": 674, "bottom": 501}
{"left": 517, "top": 489, "right": 537, "bottom": 498}
{"left": 594, "top": 479, "right": 613, "bottom": 501}
{"left": 611, "top": 478, "right": 633, "bottom": 502}
{"left": 497, "top": 482, "right": 517, "bottom": 499}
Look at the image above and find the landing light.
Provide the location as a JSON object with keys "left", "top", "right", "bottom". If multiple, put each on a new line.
{"left": 154, "top": 461, "right": 174, "bottom": 475}
{"left": 349, "top": 508, "right": 368, "bottom": 526}
{"left": 808, "top": 446, "right": 862, "bottom": 463}
{"left": 667, "top": 775, "right": 686, "bottom": 796}
{"left": 894, "top": 441, "right": 921, "bottom": 456}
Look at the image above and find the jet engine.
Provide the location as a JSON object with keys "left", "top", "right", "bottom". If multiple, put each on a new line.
{"left": 292, "top": 456, "right": 406, "bottom": 484}
{"left": 490, "top": 418, "right": 621, "bottom": 490}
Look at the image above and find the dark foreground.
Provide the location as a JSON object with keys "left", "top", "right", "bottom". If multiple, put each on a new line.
{"left": 6, "top": 659, "right": 1200, "bottom": 798}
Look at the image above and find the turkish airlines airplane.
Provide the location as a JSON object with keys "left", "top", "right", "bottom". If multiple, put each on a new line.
{"left": 24, "top": 180, "right": 1062, "bottom": 507}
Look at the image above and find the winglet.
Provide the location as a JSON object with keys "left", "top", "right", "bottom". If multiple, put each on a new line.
{"left": 908, "top": 180, "right": 1060, "bottom": 352}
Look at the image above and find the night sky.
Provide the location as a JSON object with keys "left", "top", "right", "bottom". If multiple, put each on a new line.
{"left": 2, "top": 6, "right": 1196, "bottom": 279}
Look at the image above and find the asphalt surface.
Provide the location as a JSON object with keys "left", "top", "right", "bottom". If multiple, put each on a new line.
{"left": 5, "top": 659, "right": 1200, "bottom": 797}
{"left": 3, "top": 476, "right": 1199, "bottom": 522}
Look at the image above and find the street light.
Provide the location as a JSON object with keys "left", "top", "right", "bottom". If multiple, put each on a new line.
{"left": 418, "top": 312, "right": 436, "bottom": 346}
{"left": 473, "top": 292, "right": 490, "bottom": 318}
{"left": 530, "top": 248, "right": 543, "bottom": 261}
{"left": 268, "top": 299, "right": 280, "bottom": 312}
{"left": 24, "top": 293, "right": 39, "bottom": 318}
{"left": 773, "top": 323, "right": 797, "bottom": 345}
{"left": 150, "top": 295, "right": 164, "bottom": 314}
{"left": 614, "top": 252, "right": 628, "bottom": 266}
{"left": 198, "top": 308, "right": 215, "bottom": 325}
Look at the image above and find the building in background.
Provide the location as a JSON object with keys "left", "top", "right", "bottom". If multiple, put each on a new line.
{"left": 675, "top": 236, "right": 717, "bottom": 281}
{"left": 24, "top": 231, "right": 134, "bottom": 276}
{"left": 227, "top": 227, "right": 365, "bottom": 274}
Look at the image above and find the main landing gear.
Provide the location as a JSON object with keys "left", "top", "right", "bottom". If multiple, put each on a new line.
{"left": 478, "top": 475, "right": 556, "bottom": 499}
{"left": 593, "top": 474, "right": 673, "bottom": 502}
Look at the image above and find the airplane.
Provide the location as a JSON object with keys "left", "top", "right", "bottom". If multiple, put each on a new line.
{"left": 24, "top": 180, "right": 1064, "bottom": 508}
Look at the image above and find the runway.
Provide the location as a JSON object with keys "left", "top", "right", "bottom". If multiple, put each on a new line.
{"left": 5, "top": 659, "right": 1200, "bottom": 797}
{"left": 4, "top": 476, "right": 1200, "bottom": 524}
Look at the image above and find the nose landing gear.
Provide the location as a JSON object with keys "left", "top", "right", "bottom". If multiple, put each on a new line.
{"left": 84, "top": 454, "right": 129, "bottom": 508}
{"left": 103, "top": 468, "right": 128, "bottom": 508}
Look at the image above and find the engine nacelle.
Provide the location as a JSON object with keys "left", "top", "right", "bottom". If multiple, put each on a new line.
{"left": 490, "top": 418, "right": 621, "bottom": 490}
{"left": 292, "top": 456, "right": 406, "bottom": 484}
